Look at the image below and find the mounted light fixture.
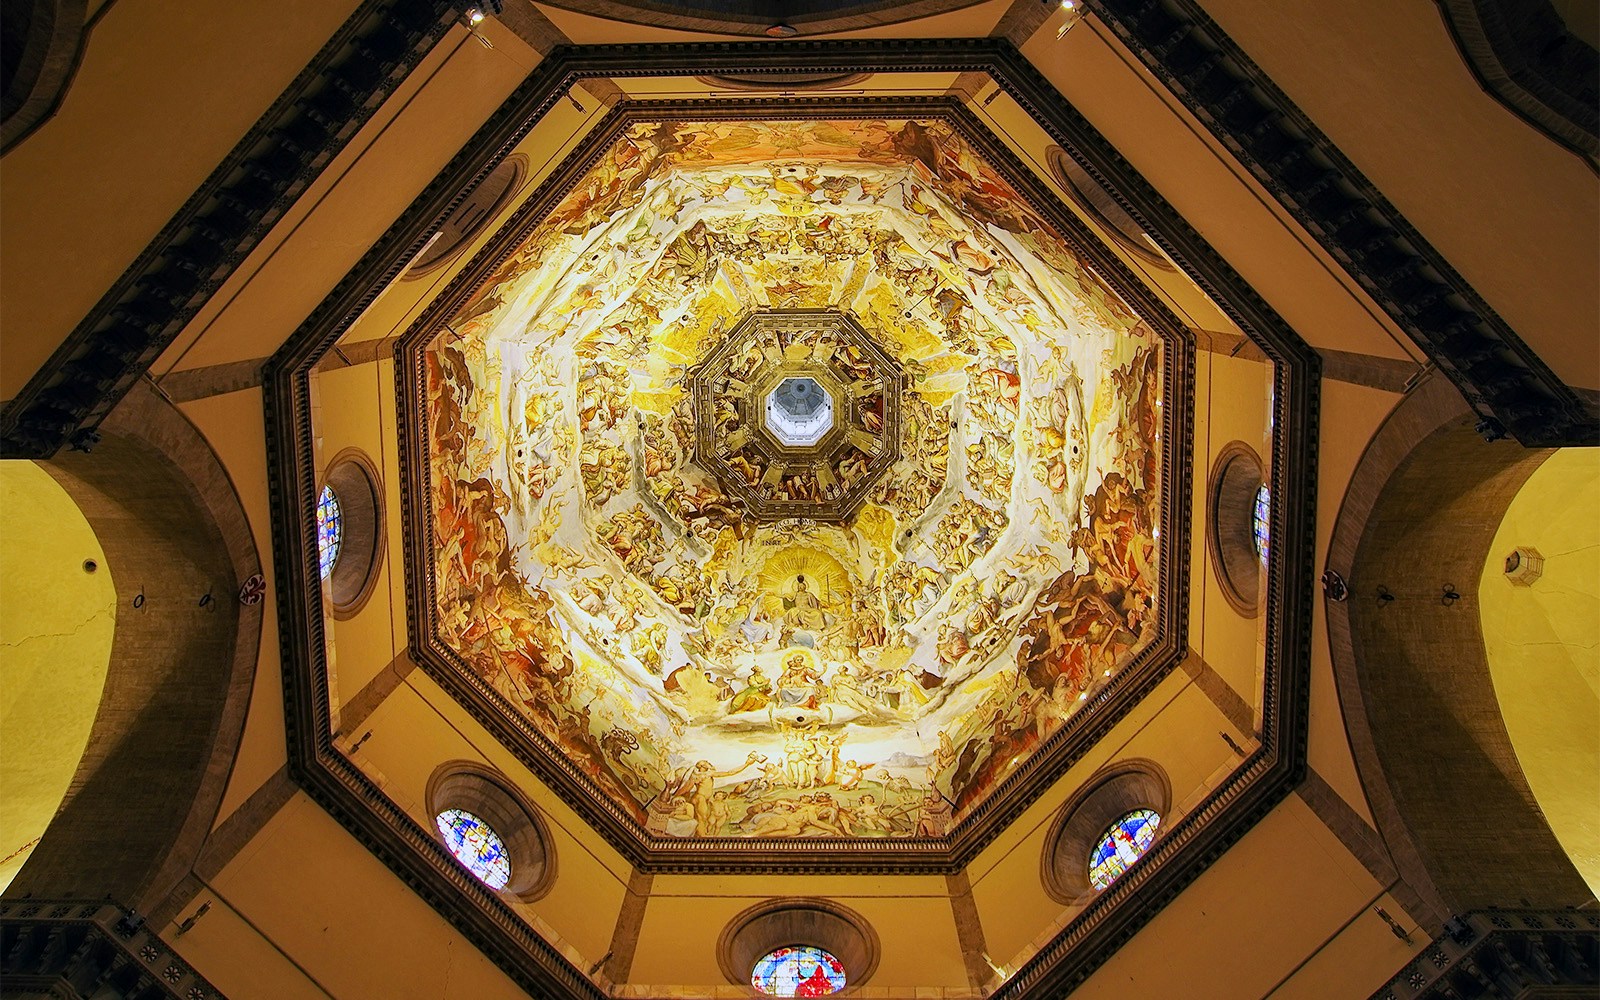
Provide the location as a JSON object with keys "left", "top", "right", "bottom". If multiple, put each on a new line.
{"left": 1056, "top": 0, "right": 1085, "bottom": 38}
{"left": 461, "top": 1, "right": 502, "bottom": 46}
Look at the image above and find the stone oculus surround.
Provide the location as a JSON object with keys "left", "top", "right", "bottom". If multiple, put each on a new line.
{"left": 692, "top": 309, "right": 902, "bottom": 523}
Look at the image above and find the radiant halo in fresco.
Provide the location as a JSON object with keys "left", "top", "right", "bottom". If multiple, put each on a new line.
{"left": 421, "top": 117, "right": 1167, "bottom": 841}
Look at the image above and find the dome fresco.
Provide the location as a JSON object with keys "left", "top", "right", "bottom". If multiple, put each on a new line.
{"left": 422, "top": 117, "right": 1167, "bottom": 840}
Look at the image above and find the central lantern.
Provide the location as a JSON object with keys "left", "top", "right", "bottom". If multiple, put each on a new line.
{"left": 693, "top": 309, "right": 901, "bottom": 522}
{"left": 416, "top": 115, "right": 1171, "bottom": 845}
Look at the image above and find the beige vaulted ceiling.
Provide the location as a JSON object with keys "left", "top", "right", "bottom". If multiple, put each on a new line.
{"left": 1, "top": 0, "right": 1594, "bottom": 998}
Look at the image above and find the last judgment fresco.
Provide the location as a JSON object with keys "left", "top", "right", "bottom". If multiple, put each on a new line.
{"left": 422, "top": 117, "right": 1167, "bottom": 840}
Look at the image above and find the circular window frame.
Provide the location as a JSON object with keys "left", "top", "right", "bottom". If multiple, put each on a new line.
{"left": 426, "top": 761, "right": 556, "bottom": 902}
{"left": 318, "top": 449, "right": 385, "bottom": 620}
{"left": 1040, "top": 758, "right": 1171, "bottom": 904}
{"left": 1207, "top": 441, "right": 1267, "bottom": 619}
{"left": 1045, "top": 145, "right": 1174, "bottom": 270}
{"left": 405, "top": 155, "right": 526, "bottom": 278}
{"left": 717, "top": 897, "right": 879, "bottom": 993}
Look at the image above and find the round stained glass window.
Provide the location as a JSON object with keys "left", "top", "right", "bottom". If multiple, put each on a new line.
{"left": 751, "top": 945, "right": 847, "bottom": 997}
{"left": 1087, "top": 808, "right": 1160, "bottom": 891}
{"left": 435, "top": 808, "right": 512, "bottom": 890}
{"left": 316, "top": 485, "right": 342, "bottom": 579}
{"left": 1252, "top": 484, "right": 1270, "bottom": 559}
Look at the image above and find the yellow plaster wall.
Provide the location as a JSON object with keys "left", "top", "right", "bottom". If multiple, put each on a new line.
{"left": 1201, "top": 0, "right": 1600, "bottom": 389}
{"left": 969, "top": 679, "right": 1240, "bottom": 969}
{"left": 1479, "top": 448, "right": 1600, "bottom": 896}
{"left": 627, "top": 887, "right": 969, "bottom": 989}
{"left": 1071, "top": 794, "right": 1422, "bottom": 999}
{"left": 0, "top": 0, "right": 364, "bottom": 398}
{"left": 159, "top": 19, "right": 539, "bottom": 375}
{"left": 163, "top": 888, "right": 328, "bottom": 1000}
{"left": 1307, "top": 380, "right": 1405, "bottom": 826}
{"left": 184, "top": 792, "right": 532, "bottom": 999}
{"left": 353, "top": 672, "right": 630, "bottom": 970}
{"left": 176, "top": 388, "right": 290, "bottom": 826}
{"left": 1021, "top": 12, "right": 1421, "bottom": 365}
{"left": 970, "top": 82, "right": 1248, "bottom": 345}
{"left": 0, "top": 461, "right": 117, "bottom": 892}
{"left": 313, "top": 360, "right": 406, "bottom": 707}
{"left": 335, "top": 77, "right": 612, "bottom": 349}
{"left": 1193, "top": 349, "right": 1274, "bottom": 707}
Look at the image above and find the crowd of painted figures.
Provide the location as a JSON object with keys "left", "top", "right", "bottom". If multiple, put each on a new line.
{"left": 422, "top": 117, "right": 1164, "bottom": 838}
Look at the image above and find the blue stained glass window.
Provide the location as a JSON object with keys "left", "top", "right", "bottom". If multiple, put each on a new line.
{"left": 316, "top": 485, "right": 343, "bottom": 579}
{"left": 751, "top": 945, "right": 847, "bottom": 997}
{"left": 435, "top": 808, "right": 511, "bottom": 890}
{"left": 1088, "top": 808, "right": 1160, "bottom": 891}
{"left": 1252, "top": 483, "right": 1270, "bottom": 559}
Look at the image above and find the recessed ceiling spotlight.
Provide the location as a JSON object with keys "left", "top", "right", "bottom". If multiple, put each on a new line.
{"left": 1060, "top": 0, "right": 1079, "bottom": 9}
{"left": 766, "top": 23, "right": 798, "bottom": 37}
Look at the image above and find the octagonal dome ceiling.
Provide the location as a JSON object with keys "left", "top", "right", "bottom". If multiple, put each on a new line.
{"left": 420, "top": 115, "right": 1170, "bottom": 842}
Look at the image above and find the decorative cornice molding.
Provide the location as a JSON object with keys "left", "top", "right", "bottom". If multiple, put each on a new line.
{"left": 1434, "top": 0, "right": 1599, "bottom": 161}
{"left": 1085, "top": 0, "right": 1598, "bottom": 447}
{"left": 0, "top": 899, "right": 225, "bottom": 1000}
{"left": 1369, "top": 909, "right": 1600, "bottom": 1000}
{"left": 0, "top": 0, "right": 464, "bottom": 459}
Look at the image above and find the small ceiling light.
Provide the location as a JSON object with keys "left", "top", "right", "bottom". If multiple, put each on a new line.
{"left": 460, "top": 1, "right": 501, "bottom": 28}
{"left": 1056, "top": 0, "right": 1084, "bottom": 39}
{"left": 766, "top": 23, "right": 798, "bottom": 37}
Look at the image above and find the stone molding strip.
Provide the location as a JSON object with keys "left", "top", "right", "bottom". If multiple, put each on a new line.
{"left": 601, "top": 868, "right": 653, "bottom": 985}
{"left": 1434, "top": 0, "right": 1599, "bottom": 161}
{"left": 948, "top": 870, "right": 995, "bottom": 989}
{"left": 1, "top": 0, "right": 89, "bottom": 154}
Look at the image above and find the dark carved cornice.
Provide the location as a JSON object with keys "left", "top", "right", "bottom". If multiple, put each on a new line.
{"left": 1085, "top": 0, "right": 1598, "bottom": 447}
{"left": 0, "top": 899, "right": 224, "bottom": 1000}
{"left": 265, "top": 40, "right": 1319, "bottom": 998}
{"left": 0, "top": 0, "right": 464, "bottom": 460}
{"left": 1434, "top": 0, "right": 1599, "bottom": 162}
{"left": 1369, "top": 909, "right": 1600, "bottom": 1000}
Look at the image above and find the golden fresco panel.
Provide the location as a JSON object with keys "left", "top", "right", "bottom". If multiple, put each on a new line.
{"left": 423, "top": 118, "right": 1165, "bottom": 839}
